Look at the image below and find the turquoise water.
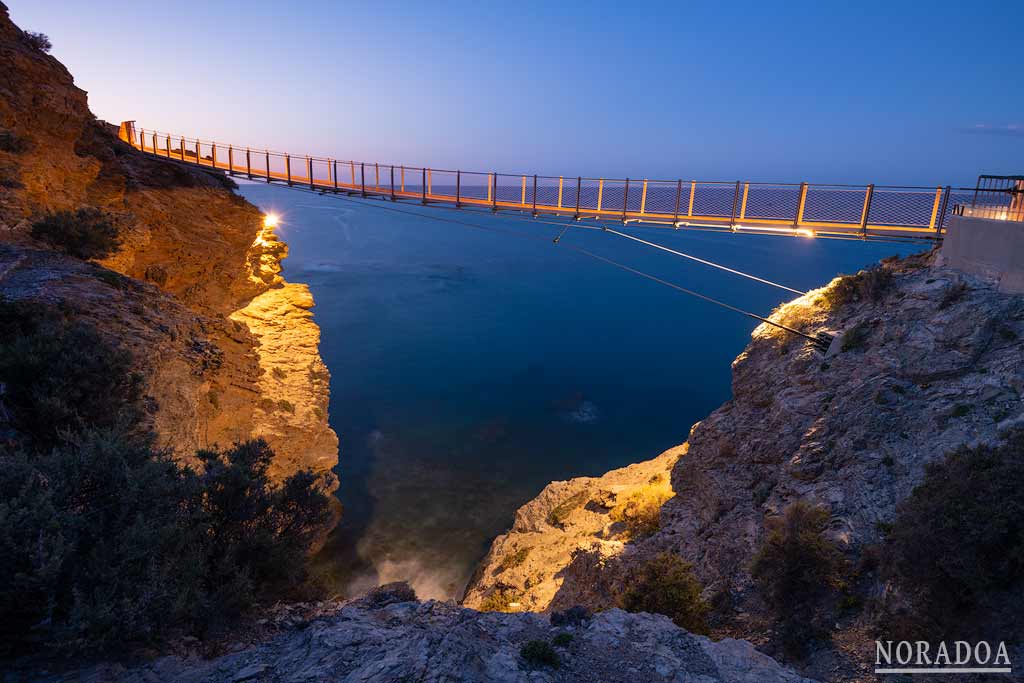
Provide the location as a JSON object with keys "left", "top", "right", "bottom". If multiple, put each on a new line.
{"left": 237, "top": 182, "right": 919, "bottom": 599}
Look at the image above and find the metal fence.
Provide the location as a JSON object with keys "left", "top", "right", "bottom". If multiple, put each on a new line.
{"left": 953, "top": 175, "right": 1024, "bottom": 222}
{"left": 118, "top": 121, "right": 1001, "bottom": 240}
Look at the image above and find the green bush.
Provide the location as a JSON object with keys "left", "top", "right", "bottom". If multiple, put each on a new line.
{"left": 25, "top": 31, "right": 52, "bottom": 52}
{"left": 546, "top": 490, "right": 588, "bottom": 528}
{"left": 818, "top": 267, "right": 893, "bottom": 310}
{"left": 478, "top": 587, "right": 523, "bottom": 612}
{"left": 552, "top": 632, "right": 573, "bottom": 647}
{"left": 0, "top": 434, "right": 331, "bottom": 653}
{"left": 0, "top": 299, "right": 143, "bottom": 451}
{"left": 520, "top": 640, "right": 559, "bottom": 669}
{"left": 0, "top": 303, "right": 332, "bottom": 653}
{"left": 30, "top": 208, "right": 121, "bottom": 260}
{"left": 620, "top": 552, "right": 709, "bottom": 634}
{"left": 751, "top": 502, "right": 845, "bottom": 657}
{"left": 883, "top": 431, "right": 1024, "bottom": 637}
{"left": 495, "top": 546, "right": 531, "bottom": 574}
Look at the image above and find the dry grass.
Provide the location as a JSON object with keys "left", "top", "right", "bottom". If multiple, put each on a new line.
{"left": 609, "top": 473, "right": 674, "bottom": 540}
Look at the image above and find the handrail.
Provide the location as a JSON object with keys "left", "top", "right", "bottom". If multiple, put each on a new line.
{"left": 118, "top": 120, "right": 999, "bottom": 240}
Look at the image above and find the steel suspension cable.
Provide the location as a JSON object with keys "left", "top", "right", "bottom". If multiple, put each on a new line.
{"left": 600, "top": 227, "right": 806, "bottom": 295}
{"left": 299, "top": 191, "right": 823, "bottom": 346}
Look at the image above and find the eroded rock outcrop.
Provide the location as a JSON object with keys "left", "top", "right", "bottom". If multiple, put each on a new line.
{"left": 0, "top": 2, "right": 337, "bottom": 495}
{"left": 468, "top": 252, "right": 1024, "bottom": 671}
{"left": 56, "top": 598, "right": 816, "bottom": 683}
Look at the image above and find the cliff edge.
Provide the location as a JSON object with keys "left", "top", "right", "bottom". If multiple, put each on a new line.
{"left": 0, "top": 2, "right": 338, "bottom": 496}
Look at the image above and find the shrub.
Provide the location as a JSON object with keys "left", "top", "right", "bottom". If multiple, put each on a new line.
{"left": 31, "top": 208, "right": 121, "bottom": 259}
{"left": 883, "top": 431, "right": 1024, "bottom": 637}
{"left": 546, "top": 490, "right": 589, "bottom": 528}
{"left": 939, "top": 280, "right": 968, "bottom": 309}
{"left": 552, "top": 632, "right": 574, "bottom": 647}
{"left": 0, "top": 300, "right": 143, "bottom": 451}
{"left": 0, "top": 434, "right": 331, "bottom": 653}
{"left": 25, "top": 31, "right": 52, "bottom": 52}
{"left": 496, "top": 546, "right": 531, "bottom": 574}
{"left": 620, "top": 552, "right": 709, "bottom": 634}
{"left": 478, "top": 587, "right": 523, "bottom": 612}
{"left": 609, "top": 473, "right": 673, "bottom": 540}
{"left": 751, "top": 502, "right": 845, "bottom": 657}
{"left": 520, "top": 640, "right": 559, "bottom": 669}
{"left": 818, "top": 267, "right": 893, "bottom": 310}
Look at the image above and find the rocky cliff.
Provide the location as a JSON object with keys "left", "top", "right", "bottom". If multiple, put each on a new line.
{"left": 466, "top": 251, "right": 1024, "bottom": 677}
{"left": 0, "top": 3, "right": 337, "bottom": 493}
{"left": 47, "top": 590, "right": 815, "bottom": 683}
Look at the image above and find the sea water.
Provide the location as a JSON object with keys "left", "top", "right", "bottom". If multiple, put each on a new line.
{"left": 237, "top": 181, "right": 919, "bottom": 599}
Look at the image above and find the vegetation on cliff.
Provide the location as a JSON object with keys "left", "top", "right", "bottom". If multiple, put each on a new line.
{"left": 751, "top": 502, "right": 846, "bottom": 657}
{"left": 881, "top": 430, "right": 1024, "bottom": 640}
{"left": 0, "top": 302, "right": 331, "bottom": 655}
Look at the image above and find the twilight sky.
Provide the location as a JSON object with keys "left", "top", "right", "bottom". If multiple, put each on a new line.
{"left": 10, "top": 0, "right": 1023, "bottom": 186}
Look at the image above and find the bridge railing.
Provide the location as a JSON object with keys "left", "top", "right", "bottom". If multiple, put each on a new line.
{"left": 119, "top": 121, "right": 985, "bottom": 240}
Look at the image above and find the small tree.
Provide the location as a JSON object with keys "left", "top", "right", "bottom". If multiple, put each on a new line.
{"left": 25, "top": 31, "right": 52, "bottom": 52}
{"left": 0, "top": 300, "right": 143, "bottom": 450}
{"left": 884, "top": 431, "right": 1024, "bottom": 638}
{"left": 751, "top": 502, "right": 845, "bottom": 657}
{"left": 620, "top": 552, "right": 709, "bottom": 633}
{"left": 31, "top": 208, "right": 121, "bottom": 260}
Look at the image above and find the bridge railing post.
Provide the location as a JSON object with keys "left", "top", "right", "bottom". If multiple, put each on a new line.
{"left": 196, "top": 140, "right": 201, "bottom": 165}
{"left": 421, "top": 168, "right": 427, "bottom": 204}
{"left": 212, "top": 143, "right": 216, "bottom": 168}
{"left": 927, "top": 185, "right": 944, "bottom": 233}
{"left": 152, "top": 132, "right": 157, "bottom": 155}
{"left": 672, "top": 179, "right": 682, "bottom": 226}
{"left": 740, "top": 182, "right": 750, "bottom": 221}
{"left": 794, "top": 182, "right": 808, "bottom": 227}
{"left": 361, "top": 163, "right": 366, "bottom": 196}
{"left": 493, "top": 172, "right": 499, "bottom": 212}
{"left": 165, "top": 134, "right": 171, "bottom": 158}
{"left": 597, "top": 179, "right": 604, "bottom": 212}
{"left": 688, "top": 180, "right": 696, "bottom": 217}
{"left": 936, "top": 185, "right": 951, "bottom": 234}
{"left": 180, "top": 137, "right": 186, "bottom": 161}
{"left": 521, "top": 175, "right": 527, "bottom": 207}
{"left": 729, "top": 180, "right": 741, "bottom": 228}
{"left": 228, "top": 146, "right": 234, "bottom": 175}
{"left": 557, "top": 176, "right": 564, "bottom": 209}
{"left": 622, "top": 178, "right": 630, "bottom": 223}
{"left": 390, "top": 165, "right": 395, "bottom": 200}
{"left": 456, "top": 171, "right": 461, "bottom": 208}
{"left": 401, "top": 165, "right": 405, "bottom": 193}
{"left": 574, "top": 176, "right": 581, "bottom": 219}
{"left": 286, "top": 154, "right": 292, "bottom": 185}
{"left": 308, "top": 156, "right": 314, "bottom": 190}
{"left": 333, "top": 160, "right": 339, "bottom": 190}
{"left": 532, "top": 175, "right": 538, "bottom": 216}
{"left": 246, "top": 148, "right": 251, "bottom": 179}
{"left": 265, "top": 150, "right": 270, "bottom": 183}
{"left": 859, "top": 184, "right": 874, "bottom": 238}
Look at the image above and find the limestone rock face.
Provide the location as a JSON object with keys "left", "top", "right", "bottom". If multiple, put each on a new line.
{"left": 61, "top": 602, "right": 816, "bottom": 683}
{"left": 0, "top": 2, "right": 338, "bottom": 497}
{"left": 469, "top": 252, "right": 1024, "bottom": 625}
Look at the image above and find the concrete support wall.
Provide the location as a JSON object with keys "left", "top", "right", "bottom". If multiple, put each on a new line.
{"left": 938, "top": 216, "right": 1024, "bottom": 294}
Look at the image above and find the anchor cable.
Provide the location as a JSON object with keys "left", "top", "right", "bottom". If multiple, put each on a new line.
{"left": 600, "top": 226, "right": 806, "bottom": 295}
{"left": 302, "top": 191, "right": 823, "bottom": 345}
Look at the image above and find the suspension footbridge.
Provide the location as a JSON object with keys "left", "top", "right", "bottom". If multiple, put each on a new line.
{"left": 119, "top": 121, "right": 1013, "bottom": 242}
{"left": 116, "top": 121, "right": 1023, "bottom": 351}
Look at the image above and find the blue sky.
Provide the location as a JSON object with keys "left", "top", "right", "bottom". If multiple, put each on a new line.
{"left": 10, "top": 0, "right": 1023, "bottom": 185}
